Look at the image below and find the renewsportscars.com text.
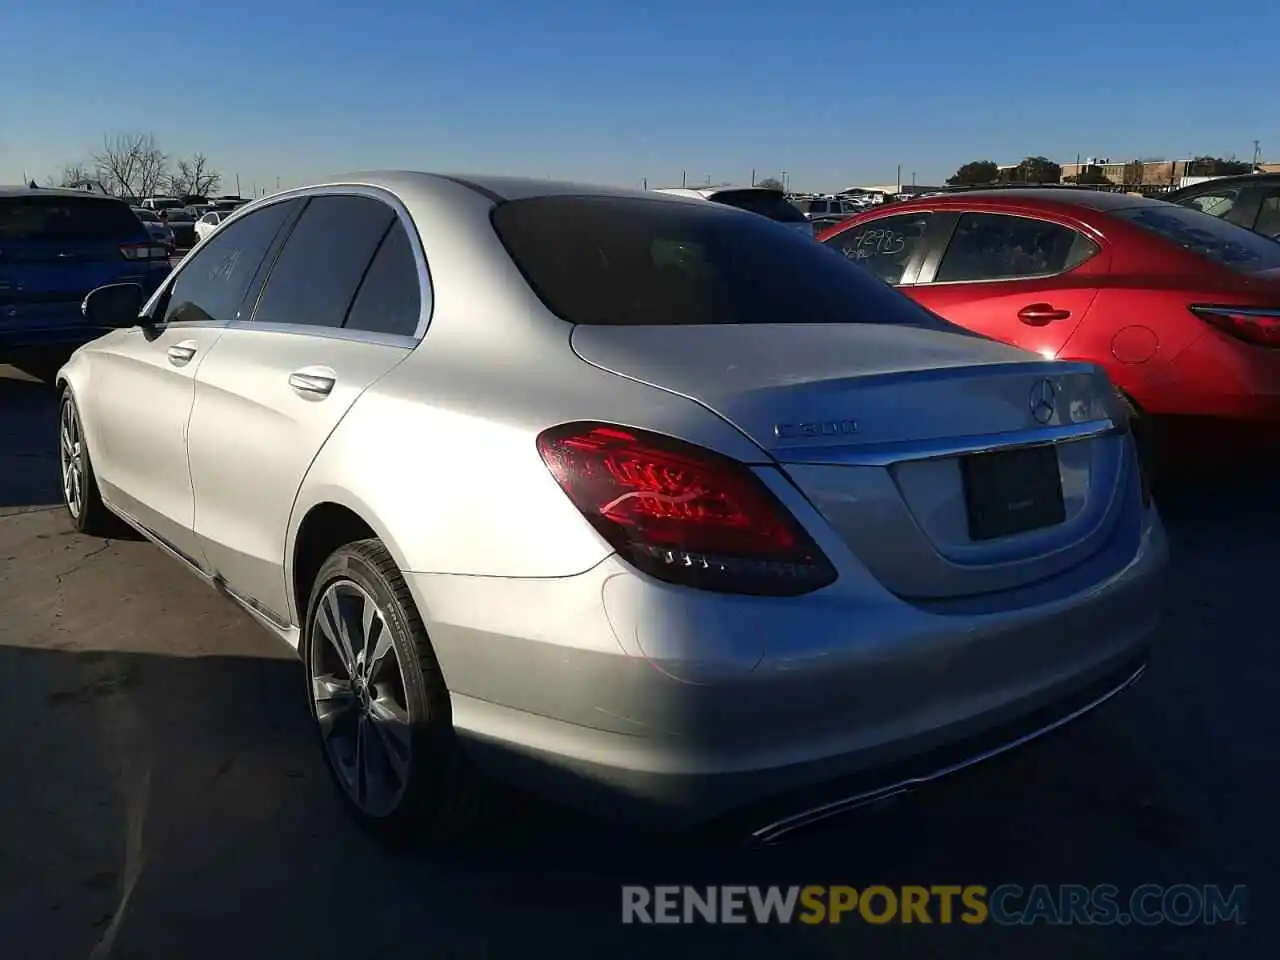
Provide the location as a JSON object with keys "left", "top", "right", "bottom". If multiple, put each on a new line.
{"left": 621, "top": 884, "right": 1248, "bottom": 926}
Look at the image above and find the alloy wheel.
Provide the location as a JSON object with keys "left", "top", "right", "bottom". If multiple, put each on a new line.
{"left": 309, "top": 580, "right": 412, "bottom": 818}
{"left": 60, "top": 400, "right": 84, "bottom": 519}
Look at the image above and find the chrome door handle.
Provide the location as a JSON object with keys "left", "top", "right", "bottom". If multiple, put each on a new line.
{"left": 289, "top": 367, "right": 336, "bottom": 399}
{"left": 167, "top": 340, "right": 198, "bottom": 366}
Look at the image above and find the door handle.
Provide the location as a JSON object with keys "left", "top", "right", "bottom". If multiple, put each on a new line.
{"left": 166, "top": 340, "right": 198, "bottom": 366}
{"left": 289, "top": 367, "right": 336, "bottom": 399}
{"left": 1017, "top": 303, "right": 1072, "bottom": 326}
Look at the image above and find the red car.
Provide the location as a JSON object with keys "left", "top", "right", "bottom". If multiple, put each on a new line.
{"left": 816, "top": 189, "right": 1280, "bottom": 468}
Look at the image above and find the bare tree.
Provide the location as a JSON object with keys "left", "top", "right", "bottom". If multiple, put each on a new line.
{"left": 166, "top": 152, "right": 221, "bottom": 198}
{"left": 92, "top": 132, "right": 169, "bottom": 201}
{"left": 756, "top": 176, "right": 784, "bottom": 191}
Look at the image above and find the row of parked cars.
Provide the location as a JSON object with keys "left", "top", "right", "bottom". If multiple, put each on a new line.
{"left": 675, "top": 174, "right": 1280, "bottom": 471}
{"left": 5, "top": 168, "right": 1271, "bottom": 847}
{"left": 130, "top": 194, "right": 252, "bottom": 254}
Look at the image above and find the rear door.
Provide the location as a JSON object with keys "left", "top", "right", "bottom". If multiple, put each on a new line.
{"left": 186, "top": 190, "right": 424, "bottom": 625}
{"left": 908, "top": 211, "right": 1108, "bottom": 357}
{"left": 0, "top": 194, "right": 167, "bottom": 343}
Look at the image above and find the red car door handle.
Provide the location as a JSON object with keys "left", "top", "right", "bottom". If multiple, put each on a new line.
{"left": 1017, "top": 303, "right": 1071, "bottom": 325}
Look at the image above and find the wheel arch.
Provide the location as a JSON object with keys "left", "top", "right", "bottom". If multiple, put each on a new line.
{"left": 287, "top": 489, "right": 419, "bottom": 633}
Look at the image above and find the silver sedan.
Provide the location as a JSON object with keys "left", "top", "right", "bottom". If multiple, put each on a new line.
{"left": 56, "top": 172, "right": 1167, "bottom": 843}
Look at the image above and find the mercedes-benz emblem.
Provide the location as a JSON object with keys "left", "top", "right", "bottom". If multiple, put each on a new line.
{"left": 1029, "top": 378, "right": 1057, "bottom": 424}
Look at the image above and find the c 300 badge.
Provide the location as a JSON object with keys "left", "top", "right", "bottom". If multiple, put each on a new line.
{"left": 773, "top": 419, "right": 859, "bottom": 440}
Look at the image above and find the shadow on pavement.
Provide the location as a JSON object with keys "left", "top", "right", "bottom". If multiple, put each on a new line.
{"left": 0, "top": 367, "right": 62, "bottom": 511}
{"left": 0, "top": 637, "right": 1266, "bottom": 959}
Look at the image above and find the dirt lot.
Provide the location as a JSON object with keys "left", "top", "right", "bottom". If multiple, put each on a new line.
{"left": 1, "top": 365, "right": 1275, "bottom": 959}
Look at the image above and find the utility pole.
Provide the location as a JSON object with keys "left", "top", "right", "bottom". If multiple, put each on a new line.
{"left": 1253, "top": 140, "right": 1262, "bottom": 171}
{"left": 705, "top": 174, "right": 711, "bottom": 186}
{"left": 896, "top": 164, "right": 902, "bottom": 192}
{"left": 911, "top": 171, "right": 917, "bottom": 186}
{"left": 276, "top": 176, "right": 281, "bottom": 190}
{"left": 642, "top": 177, "right": 647, "bottom": 190}
{"left": 236, "top": 173, "right": 241, "bottom": 196}
{"left": 681, "top": 169, "right": 686, "bottom": 187}
{"left": 781, "top": 170, "right": 788, "bottom": 192}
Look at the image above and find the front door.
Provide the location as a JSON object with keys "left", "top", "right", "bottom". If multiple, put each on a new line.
{"left": 909, "top": 211, "right": 1109, "bottom": 358}
{"left": 85, "top": 197, "right": 303, "bottom": 562}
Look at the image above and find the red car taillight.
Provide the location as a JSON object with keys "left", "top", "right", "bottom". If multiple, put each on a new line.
{"left": 119, "top": 242, "right": 170, "bottom": 261}
{"left": 536, "top": 422, "right": 837, "bottom": 596}
{"left": 1190, "top": 305, "right": 1280, "bottom": 349}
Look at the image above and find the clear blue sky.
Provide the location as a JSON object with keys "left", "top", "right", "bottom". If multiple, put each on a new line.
{"left": 3, "top": 0, "right": 1276, "bottom": 193}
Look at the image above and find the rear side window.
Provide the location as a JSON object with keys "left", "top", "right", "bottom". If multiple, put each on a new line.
{"left": 343, "top": 220, "right": 423, "bottom": 337}
{"left": 709, "top": 190, "right": 808, "bottom": 224}
{"left": 934, "top": 213, "right": 1099, "bottom": 283}
{"left": 252, "top": 195, "right": 395, "bottom": 328}
{"left": 162, "top": 199, "right": 300, "bottom": 326}
{"left": 824, "top": 212, "right": 932, "bottom": 285}
{"left": 0, "top": 197, "right": 145, "bottom": 243}
{"left": 1114, "top": 204, "right": 1280, "bottom": 273}
{"left": 1176, "top": 187, "right": 1241, "bottom": 220}
{"left": 490, "top": 195, "right": 958, "bottom": 329}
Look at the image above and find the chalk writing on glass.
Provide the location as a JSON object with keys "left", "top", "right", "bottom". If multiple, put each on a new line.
{"left": 842, "top": 229, "right": 906, "bottom": 260}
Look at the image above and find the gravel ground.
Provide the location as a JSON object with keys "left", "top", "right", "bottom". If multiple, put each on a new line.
{"left": 1, "top": 365, "right": 1274, "bottom": 960}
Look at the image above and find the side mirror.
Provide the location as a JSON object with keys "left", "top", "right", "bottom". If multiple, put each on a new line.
{"left": 82, "top": 283, "right": 145, "bottom": 328}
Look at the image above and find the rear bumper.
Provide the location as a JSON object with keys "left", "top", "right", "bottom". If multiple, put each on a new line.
{"left": 406, "top": 491, "right": 1167, "bottom": 829}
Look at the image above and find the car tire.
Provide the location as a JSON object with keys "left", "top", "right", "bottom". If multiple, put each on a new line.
{"left": 58, "top": 388, "right": 124, "bottom": 537}
{"left": 304, "top": 538, "right": 477, "bottom": 843}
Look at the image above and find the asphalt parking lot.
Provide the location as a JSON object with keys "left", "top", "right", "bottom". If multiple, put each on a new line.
{"left": 1, "top": 363, "right": 1275, "bottom": 960}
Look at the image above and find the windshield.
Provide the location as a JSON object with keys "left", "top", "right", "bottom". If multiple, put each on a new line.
{"left": 491, "top": 195, "right": 961, "bottom": 328}
{"left": 134, "top": 209, "right": 160, "bottom": 222}
{"left": 0, "top": 196, "right": 145, "bottom": 242}
{"left": 1114, "top": 204, "right": 1280, "bottom": 272}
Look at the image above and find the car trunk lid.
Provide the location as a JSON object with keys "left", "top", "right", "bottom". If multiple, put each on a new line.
{"left": 572, "top": 323, "right": 1129, "bottom": 600}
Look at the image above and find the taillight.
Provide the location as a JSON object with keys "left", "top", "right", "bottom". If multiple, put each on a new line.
{"left": 1189, "top": 305, "right": 1280, "bottom": 349}
{"left": 536, "top": 422, "right": 837, "bottom": 596}
{"left": 119, "top": 242, "right": 170, "bottom": 261}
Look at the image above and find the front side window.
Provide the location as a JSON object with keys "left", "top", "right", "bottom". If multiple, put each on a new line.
{"left": 823, "top": 212, "right": 932, "bottom": 285}
{"left": 491, "top": 195, "right": 957, "bottom": 330}
{"left": 1253, "top": 192, "right": 1280, "bottom": 239}
{"left": 252, "top": 195, "right": 395, "bottom": 328}
{"left": 933, "top": 213, "right": 1099, "bottom": 283}
{"left": 161, "top": 199, "right": 299, "bottom": 326}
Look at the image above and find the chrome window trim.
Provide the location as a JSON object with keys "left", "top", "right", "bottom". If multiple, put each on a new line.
{"left": 226, "top": 319, "right": 417, "bottom": 350}
{"left": 775, "top": 418, "right": 1121, "bottom": 467}
{"left": 230, "top": 184, "right": 434, "bottom": 343}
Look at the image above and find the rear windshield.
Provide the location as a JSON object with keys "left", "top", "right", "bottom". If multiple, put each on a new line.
{"left": 134, "top": 209, "right": 159, "bottom": 222}
{"left": 150, "top": 198, "right": 183, "bottom": 210}
{"left": 165, "top": 210, "right": 195, "bottom": 222}
{"left": 491, "top": 195, "right": 960, "bottom": 328}
{"left": 0, "top": 196, "right": 145, "bottom": 243}
{"left": 708, "top": 189, "right": 807, "bottom": 224}
{"left": 1114, "top": 204, "right": 1280, "bottom": 272}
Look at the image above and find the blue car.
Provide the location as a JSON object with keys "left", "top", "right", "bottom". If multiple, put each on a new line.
{"left": 1, "top": 186, "right": 172, "bottom": 378}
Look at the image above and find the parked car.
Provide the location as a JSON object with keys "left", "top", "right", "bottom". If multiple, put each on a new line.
{"left": 131, "top": 206, "right": 176, "bottom": 253}
{"left": 140, "top": 196, "right": 185, "bottom": 213}
{"left": 1165, "top": 173, "right": 1280, "bottom": 240}
{"left": 57, "top": 172, "right": 1164, "bottom": 843}
{"left": 194, "top": 208, "right": 233, "bottom": 242}
{"left": 0, "top": 187, "right": 170, "bottom": 380}
{"left": 652, "top": 185, "right": 814, "bottom": 237}
{"left": 817, "top": 189, "right": 1280, "bottom": 469}
{"left": 795, "top": 196, "right": 866, "bottom": 221}
{"left": 159, "top": 207, "right": 198, "bottom": 249}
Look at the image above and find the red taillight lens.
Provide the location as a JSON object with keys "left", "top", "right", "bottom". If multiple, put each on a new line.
{"left": 537, "top": 422, "right": 836, "bottom": 595}
{"left": 119, "top": 242, "right": 170, "bottom": 261}
{"left": 1190, "top": 305, "right": 1280, "bottom": 349}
